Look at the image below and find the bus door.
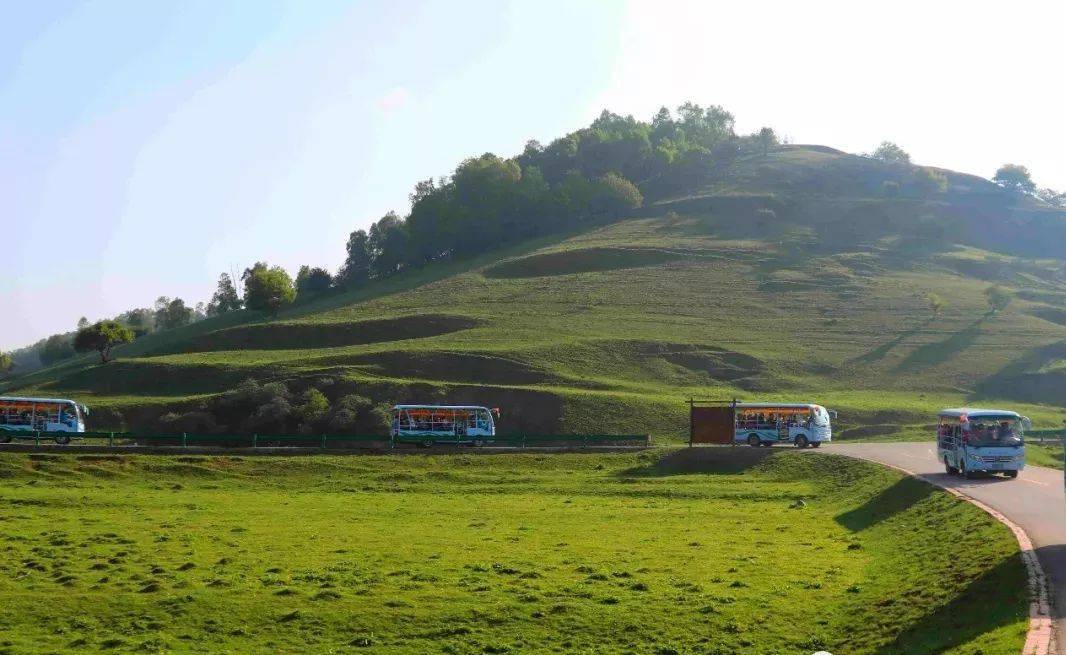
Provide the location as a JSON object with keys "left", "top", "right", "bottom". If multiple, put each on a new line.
{"left": 940, "top": 424, "right": 961, "bottom": 467}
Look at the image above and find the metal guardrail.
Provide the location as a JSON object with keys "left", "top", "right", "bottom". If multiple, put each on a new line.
{"left": 0, "top": 430, "right": 651, "bottom": 449}
{"left": 1026, "top": 429, "right": 1066, "bottom": 444}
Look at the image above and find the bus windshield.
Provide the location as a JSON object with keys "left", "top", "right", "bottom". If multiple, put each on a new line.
{"left": 966, "top": 416, "right": 1024, "bottom": 447}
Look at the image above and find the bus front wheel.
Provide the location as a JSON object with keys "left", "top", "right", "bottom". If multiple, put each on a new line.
{"left": 959, "top": 459, "right": 974, "bottom": 479}
{"left": 747, "top": 434, "right": 760, "bottom": 448}
{"left": 944, "top": 457, "right": 958, "bottom": 475}
{"left": 794, "top": 435, "right": 808, "bottom": 449}
{"left": 1005, "top": 470, "right": 1018, "bottom": 479}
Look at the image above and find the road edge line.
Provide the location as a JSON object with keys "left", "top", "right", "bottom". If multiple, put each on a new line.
{"left": 837, "top": 455, "right": 1053, "bottom": 655}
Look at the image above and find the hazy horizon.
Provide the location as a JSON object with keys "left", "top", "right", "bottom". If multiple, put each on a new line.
{"left": 4, "top": 0, "right": 1065, "bottom": 351}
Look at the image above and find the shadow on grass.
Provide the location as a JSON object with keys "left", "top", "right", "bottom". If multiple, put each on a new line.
{"left": 617, "top": 446, "right": 775, "bottom": 477}
{"left": 892, "top": 316, "right": 987, "bottom": 373}
{"left": 835, "top": 477, "right": 936, "bottom": 532}
{"left": 868, "top": 554, "right": 1028, "bottom": 655}
{"left": 849, "top": 317, "right": 935, "bottom": 365}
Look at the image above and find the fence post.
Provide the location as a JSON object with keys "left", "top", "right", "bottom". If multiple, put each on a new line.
{"left": 321, "top": 434, "right": 327, "bottom": 450}
{"left": 34, "top": 431, "right": 40, "bottom": 446}
{"left": 521, "top": 434, "right": 526, "bottom": 449}
{"left": 253, "top": 433, "right": 258, "bottom": 448}
{"left": 182, "top": 432, "right": 187, "bottom": 448}
{"left": 109, "top": 432, "right": 114, "bottom": 447}
{"left": 389, "top": 433, "right": 394, "bottom": 450}
{"left": 582, "top": 434, "right": 587, "bottom": 449}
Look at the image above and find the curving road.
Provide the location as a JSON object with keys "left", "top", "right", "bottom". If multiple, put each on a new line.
{"left": 825, "top": 442, "right": 1064, "bottom": 652}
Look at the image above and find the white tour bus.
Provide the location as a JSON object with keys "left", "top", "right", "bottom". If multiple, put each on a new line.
{"left": 391, "top": 405, "right": 498, "bottom": 447}
{"left": 735, "top": 402, "right": 833, "bottom": 448}
{"left": 0, "top": 396, "right": 88, "bottom": 444}
{"left": 936, "top": 408, "right": 1029, "bottom": 478}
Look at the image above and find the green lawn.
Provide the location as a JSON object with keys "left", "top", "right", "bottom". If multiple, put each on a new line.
{"left": 0, "top": 449, "right": 1028, "bottom": 654}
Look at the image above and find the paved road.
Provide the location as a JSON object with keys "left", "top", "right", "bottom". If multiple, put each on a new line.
{"left": 826, "top": 441, "right": 1065, "bottom": 651}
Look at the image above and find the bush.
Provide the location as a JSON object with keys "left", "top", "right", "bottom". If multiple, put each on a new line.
{"left": 881, "top": 180, "right": 901, "bottom": 197}
{"left": 157, "top": 411, "right": 219, "bottom": 434}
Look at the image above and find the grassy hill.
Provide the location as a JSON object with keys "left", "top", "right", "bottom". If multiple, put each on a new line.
{"left": 4, "top": 145, "right": 1065, "bottom": 439}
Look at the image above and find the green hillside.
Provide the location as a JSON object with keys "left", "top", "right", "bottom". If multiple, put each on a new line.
{"left": 5, "top": 145, "right": 1065, "bottom": 439}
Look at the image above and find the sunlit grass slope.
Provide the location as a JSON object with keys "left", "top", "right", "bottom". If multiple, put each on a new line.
{"left": 0, "top": 449, "right": 1027, "bottom": 654}
{"left": 4, "top": 146, "right": 1065, "bottom": 438}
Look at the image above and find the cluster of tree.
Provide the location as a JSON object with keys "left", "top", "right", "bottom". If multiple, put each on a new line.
{"left": 155, "top": 378, "right": 389, "bottom": 435}
{"left": 993, "top": 164, "right": 1065, "bottom": 207}
{"left": 334, "top": 105, "right": 778, "bottom": 287}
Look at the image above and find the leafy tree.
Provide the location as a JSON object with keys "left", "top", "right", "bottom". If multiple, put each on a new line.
{"left": 207, "top": 273, "right": 243, "bottom": 315}
{"left": 295, "top": 388, "right": 330, "bottom": 433}
{"left": 295, "top": 265, "right": 333, "bottom": 299}
{"left": 755, "top": 127, "right": 778, "bottom": 156}
{"left": 118, "top": 308, "right": 154, "bottom": 337}
{"left": 154, "top": 296, "right": 194, "bottom": 330}
{"left": 77, "top": 317, "right": 90, "bottom": 330}
{"left": 73, "top": 320, "right": 134, "bottom": 363}
{"left": 983, "top": 285, "right": 1013, "bottom": 314}
{"left": 590, "top": 172, "right": 643, "bottom": 216}
{"left": 339, "top": 229, "right": 372, "bottom": 286}
{"left": 242, "top": 262, "right": 296, "bottom": 317}
{"left": 38, "top": 334, "right": 75, "bottom": 366}
{"left": 0, "top": 352, "right": 12, "bottom": 376}
{"left": 926, "top": 292, "right": 945, "bottom": 318}
{"left": 993, "top": 164, "right": 1035, "bottom": 193}
{"left": 914, "top": 167, "right": 948, "bottom": 196}
{"left": 871, "top": 141, "right": 911, "bottom": 164}
{"left": 368, "top": 212, "right": 409, "bottom": 277}
{"left": 881, "top": 180, "right": 901, "bottom": 197}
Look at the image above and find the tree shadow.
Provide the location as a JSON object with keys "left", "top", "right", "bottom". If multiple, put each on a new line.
{"left": 867, "top": 554, "right": 1029, "bottom": 654}
{"left": 835, "top": 476, "right": 936, "bottom": 532}
{"left": 892, "top": 316, "right": 987, "bottom": 373}
{"left": 617, "top": 446, "right": 776, "bottom": 477}
{"left": 850, "top": 317, "right": 935, "bottom": 365}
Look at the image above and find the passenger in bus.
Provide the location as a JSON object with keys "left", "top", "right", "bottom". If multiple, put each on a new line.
{"left": 996, "top": 421, "right": 1014, "bottom": 440}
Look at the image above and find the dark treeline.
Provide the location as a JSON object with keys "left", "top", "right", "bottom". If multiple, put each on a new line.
{"left": 335, "top": 103, "right": 767, "bottom": 285}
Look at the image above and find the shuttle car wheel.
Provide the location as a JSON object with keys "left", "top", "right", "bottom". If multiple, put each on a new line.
{"left": 794, "top": 435, "right": 809, "bottom": 449}
{"left": 747, "top": 434, "right": 760, "bottom": 448}
{"left": 472, "top": 439, "right": 485, "bottom": 447}
{"left": 54, "top": 434, "right": 71, "bottom": 445}
{"left": 811, "top": 442, "right": 821, "bottom": 448}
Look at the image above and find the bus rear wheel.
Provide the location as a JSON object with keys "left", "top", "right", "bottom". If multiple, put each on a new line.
{"left": 794, "top": 435, "right": 809, "bottom": 449}
{"left": 54, "top": 434, "right": 71, "bottom": 445}
{"left": 747, "top": 434, "right": 760, "bottom": 448}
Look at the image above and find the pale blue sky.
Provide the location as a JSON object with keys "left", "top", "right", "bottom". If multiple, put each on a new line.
{"left": 4, "top": 0, "right": 1064, "bottom": 350}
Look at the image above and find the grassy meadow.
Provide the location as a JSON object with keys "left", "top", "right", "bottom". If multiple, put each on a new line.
{"left": 0, "top": 449, "right": 1028, "bottom": 655}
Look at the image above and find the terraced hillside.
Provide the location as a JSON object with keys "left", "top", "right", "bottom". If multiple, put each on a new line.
{"left": 5, "top": 146, "right": 1065, "bottom": 438}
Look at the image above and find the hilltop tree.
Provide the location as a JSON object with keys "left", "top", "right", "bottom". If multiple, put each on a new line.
{"left": 339, "top": 229, "right": 372, "bottom": 287}
{"left": 368, "top": 212, "right": 409, "bottom": 277}
{"left": 118, "top": 307, "right": 154, "bottom": 338}
{"left": 755, "top": 127, "right": 778, "bottom": 156}
{"left": 871, "top": 141, "right": 911, "bottom": 164}
{"left": 993, "top": 164, "right": 1035, "bottom": 194}
{"left": 154, "top": 297, "right": 194, "bottom": 330}
{"left": 77, "top": 317, "right": 90, "bottom": 330}
{"left": 914, "top": 167, "right": 948, "bottom": 196}
{"left": 207, "top": 273, "right": 243, "bottom": 315}
{"left": 242, "top": 262, "right": 296, "bottom": 317}
{"left": 295, "top": 266, "right": 333, "bottom": 299}
{"left": 983, "top": 285, "right": 1013, "bottom": 314}
{"left": 0, "top": 352, "right": 12, "bottom": 376}
{"left": 74, "top": 320, "right": 134, "bottom": 363}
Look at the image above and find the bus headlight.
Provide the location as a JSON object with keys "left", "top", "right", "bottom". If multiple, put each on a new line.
{"left": 969, "top": 453, "right": 981, "bottom": 461}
